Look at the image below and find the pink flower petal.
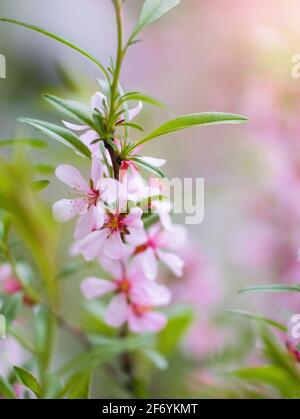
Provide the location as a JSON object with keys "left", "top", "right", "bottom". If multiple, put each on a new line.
{"left": 139, "top": 156, "right": 166, "bottom": 167}
{"left": 140, "top": 248, "right": 158, "bottom": 280}
{"left": 98, "top": 254, "right": 123, "bottom": 278}
{"left": 0, "top": 263, "right": 12, "bottom": 283}
{"left": 62, "top": 120, "right": 88, "bottom": 131}
{"left": 94, "top": 203, "right": 105, "bottom": 229}
{"left": 79, "top": 230, "right": 107, "bottom": 261}
{"left": 52, "top": 198, "right": 86, "bottom": 222}
{"left": 142, "top": 281, "right": 172, "bottom": 306}
{"left": 128, "top": 309, "right": 167, "bottom": 333}
{"left": 91, "top": 156, "right": 103, "bottom": 186}
{"left": 127, "top": 101, "right": 143, "bottom": 121}
{"left": 124, "top": 207, "right": 143, "bottom": 229}
{"left": 90, "top": 92, "right": 106, "bottom": 113}
{"left": 80, "top": 131, "right": 102, "bottom": 159}
{"left": 74, "top": 207, "right": 95, "bottom": 239}
{"left": 126, "top": 228, "right": 147, "bottom": 246}
{"left": 55, "top": 165, "right": 89, "bottom": 193}
{"left": 80, "top": 130, "right": 99, "bottom": 145}
{"left": 103, "top": 233, "right": 125, "bottom": 260}
{"left": 105, "top": 294, "right": 128, "bottom": 327}
{"left": 98, "top": 179, "right": 125, "bottom": 205}
{"left": 81, "top": 277, "right": 116, "bottom": 299}
{"left": 156, "top": 224, "right": 187, "bottom": 250}
{"left": 156, "top": 250, "right": 184, "bottom": 277}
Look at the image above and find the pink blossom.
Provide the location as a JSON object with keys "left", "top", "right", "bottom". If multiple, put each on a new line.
{"left": 0, "top": 264, "right": 22, "bottom": 295}
{"left": 78, "top": 206, "right": 144, "bottom": 260}
{"left": 52, "top": 157, "right": 124, "bottom": 239}
{"left": 130, "top": 223, "right": 186, "bottom": 279}
{"left": 80, "top": 258, "right": 171, "bottom": 333}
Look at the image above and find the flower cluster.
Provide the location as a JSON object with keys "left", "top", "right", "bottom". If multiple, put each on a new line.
{"left": 53, "top": 92, "right": 186, "bottom": 333}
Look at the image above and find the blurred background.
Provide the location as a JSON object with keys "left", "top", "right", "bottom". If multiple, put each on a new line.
{"left": 1, "top": 0, "right": 300, "bottom": 398}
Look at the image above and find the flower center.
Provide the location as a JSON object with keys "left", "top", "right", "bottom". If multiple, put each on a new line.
{"left": 87, "top": 189, "right": 99, "bottom": 208}
{"left": 103, "top": 212, "right": 129, "bottom": 236}
{"left": 117, "top": 278, "right": 131, "bottom": 293}
{"left": 87, "top": 180, "right": 100, "bottom": 208}
{"left": 132, "top": 303, "right": 152, "bottom": 317}
{"left": 134, "top": 238, "right": 157, "bottom": 255}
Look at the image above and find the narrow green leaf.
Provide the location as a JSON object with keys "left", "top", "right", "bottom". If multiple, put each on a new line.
{"left": 118, "top": 122, "right": 144, "bottom": 132}
{"left": 43, "top": 94, "right": 97, "bottom": 129}
{"left": 0, "top": 138, "right": 47, "bottom": 148}
{"left": 231, "top": 365, "right": 300, "bottom": 398}
{"left": 0, "top": 213, "right": 12, "bottom": 243}
{"left": 59, "top": 335, "right": 151, "bottom": 375}
{"left": 157, "top": 306, "right": 194, "bottom": 355}
{"left": 228, "top": 309, "right": 288, "bottom": 332}
{"left": 33, "top": 180, "right": 50, "bottom": 191}
{"left": 132, "top": 0, "right": 181, "bottom": 39}
{"left": 15, "top": 262, "right": 40, "bottom": 304}
{"left": 10, "top": 325, "right": 36, "bottom": 353}
{"left": 14, "top": 367, "right": 42, "bottom": 398}
{"left": 19, "top": 118, "right": 91, "bottom": 159}
{"left": 142, "top": 213, "right": 160, "bottom": 229}
{"left": 0, "top": 293, "right": 22, "bottom": 325}
{"left": 34, "top": 164, "right": 54, "bottom": 175}
{"left": 130, "top": 157, "right": 165, "bottom": 178}
{"left": 239, "top": 284, "right": 300, "bottom": 294}
{"left": 0, "top": 18, "right": 109, "bottom": 79}
{"left": 120, "top": 92, "right": 169, "bottom": 110}
{"left": 43, "top": 373, "right": 63, "bottom": 399}
{"left": 142, "top": 349, "right": 168, "bottom": 370}
{"left": 66, "top": 370, "right": 93, "bottom": 399}
{"left": 0, "top": 376, "right": 16, "bottom": 399}
{"left": 134, "top": 112, "right": 248, "bottom": 146}
{"left": 35, "top": 306, "right": 54, "bottom": 371}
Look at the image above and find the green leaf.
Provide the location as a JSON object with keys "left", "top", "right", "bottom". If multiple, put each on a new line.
{"left": 65, "top": 370, "right": 93, "bottom": 399}
{"left": 231, "top": 365, "right": 300, "bottom": 398}
{"left": 142, "top": 349, "right": 168, "bottom": 370}
{"left": 10, "top": 325, "right": 36, "bottom": 353}
{"left": 34, "top": 164, "right": 54, "bottom": 175}
{"left": 228, "top": 309, "right": 288, "bottom": 332}
{"left": 118, "top": 122, "right": 144, "bottom": 132}
{"left": 134, "top": 112, "right": 248, "bottom": 146}
{"left": 239, "top": 284, "right": 300, "bottom": 294}
{"left": 58, "top": 262, "right": 92, "bottom": 280}
{"left": 43, "top": 373, "right": 63, "bottom": 399}
{"left": 14, "top": 367, "right": 42, "bottom": 398}
{"left": 0, "top": 213, "right": 12, "bottom": 243}
{"left": 0, "top": 138, "right": 47, "bottom": 148}
{"left": 33, "top": 180, "right": 50, "bottom": 191}
{"left": 132, "top": 0, "right": 181, "bottom": 39}
{"left": 15, "top": 262, "right": 40, "bottom": 304}
{"left": 0, "top": 293, "right": 22, "bottom": 326}
{"left": 0, "top": 376, "right": 16, "bottom": 399}
{"left": 35, "top": 305, "right": 54, "bottom": 371}
{"left": 142, "top": 213, "right": 160, "bottom": 229}
{"left": 157, "top": 306, "right": 194, "bottom": 355}
{"left": 130, "top": 156, "right": 165, "bottom": 177}
{"left": 59, "top": 335, "right": 151, "bottom": 375}
{"left": 19, "top": 118, "right": 91, "bottom": 159}
{"left": 0, "top": 18, "right": 109, "bottom": 79}
{"left": 43, "top": 94, "right": 97, "bottom": 129}
{"left": 120, "top": 92, "right": 169, "bottom": 110}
